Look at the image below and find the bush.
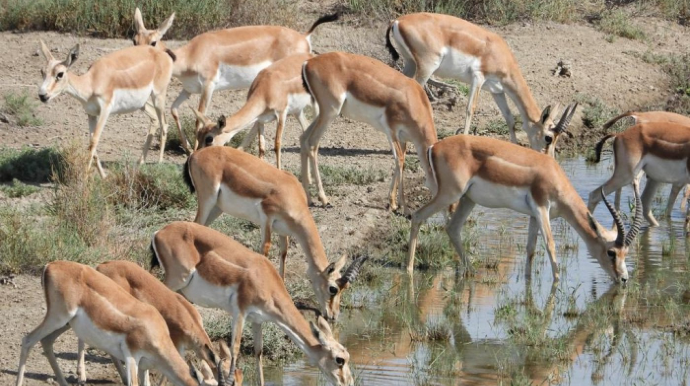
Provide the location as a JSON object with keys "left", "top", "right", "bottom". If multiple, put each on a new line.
{"left": 108, "top": 162, "right": 194, "bottom": 210}
{"left": 3, "top": 91, "right": 42, "bottom": 127}
{"left": 1, "top": 178, "right": 40, "bottom": 198}
{"left": 598, "top": 10, "right": 645, "bottom": 40}
{"left": 0, "top": 147, "right": 64, "bottom": 183}
{"left": 0, "top": 0, "right": 298, "bottom": 39}
{"left": 666, "top": 53, "right": 690, "bottom": 115}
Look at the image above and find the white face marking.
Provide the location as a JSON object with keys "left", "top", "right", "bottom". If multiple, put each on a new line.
{"left": 642, "top": 154, "right": 689, "bottom": 184}
{"left": 111, "top": 87, "right": 153, "bottom": 114}
{"left": 340, "top": 92, "right": 387, "bottom": 132}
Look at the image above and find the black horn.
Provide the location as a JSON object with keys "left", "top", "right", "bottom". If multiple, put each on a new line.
{"left": 554, "top": 103, "right": 578, "bottom": 134}
{"left": 338, "top": 255, "right": 369, "bottom": 287}
{"left": 601, "top": 188, "right": 625, "bottom": 247}
{"left": 625, "top": 181, "right": 643, "bottom": 246}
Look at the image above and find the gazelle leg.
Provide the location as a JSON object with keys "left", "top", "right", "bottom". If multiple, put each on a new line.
{"left": 238, "top": 122, "right": 260, "bottom": 151}
{"left": 641, "top": 178, "right": 661, "bottom": 226}
{"left": 257, "top": 122, "right": 266, "bottom": 160}
{"left": 275, "top": 112, "right": 288, "bottom": 169}
{"left": 667, "top": 183, "right": 683, "bottom": 217}
{"left": 124, "top": 352, "right": 139, "bottom": 386}
{"left": 139, "top": 101, "right": 161, "bottom": 165}
{"left": 491, "top": 92, "right": 516, "bottom": 143}
{"left": 110, "top": 355, "right": 128, "bottom": 384}
{"left": 525, "top": 216, "right": 539, "bottom": 279}
{"left": 260, "top": 218, "right": 273, "bottom": 256}
{"left": 229, "top": 314, "right": 245, "bottom": 382}
{"left": 459, "top": 75, "right": 484, "bottom": 135}
{"left": 77, "top": 338, "right": 87, "bottom": 384}
{"left": 138, "top": 368, "right": 150, "bottom": 386}
{"left": 17, "top": 311, "right": 72, "bottom": 386}
{"left": 151, "top": 90, "right": 169, "bottom": 164}
{"left": 87, "top": 105, "right": 112, "bottom": 178}
{"left": 170, "top": 90, "right": 192, "bottom": 151}
{"left": 446, "top": 197, "right": 477, "bottom": 274}
{"left": 535, "top": 207, "right": 559, "bottom": 282}
{"left": 252, "top": 322, "right": 264, "bottom": 385}
{"left": 196, "top": 83, "right": 216, "bottom": 132}
{"left": 300, "top": 106, "right": 339, "bottom": 206}
{"left": 408, "top": 190, "right": 460, "bottom": 274}
{"left": 278, "top": 235, "right": 289, "bottom": 280}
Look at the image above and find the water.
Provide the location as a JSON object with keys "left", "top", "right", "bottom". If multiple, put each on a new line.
{"left": 262, "top": 156, "right": 690, "bottom": 385}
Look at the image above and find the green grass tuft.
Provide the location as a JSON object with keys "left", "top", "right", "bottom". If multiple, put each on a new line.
{"left": 598, "top": 10, "right": 646, "bottom": 40}
{"left": 3, "top": 91, "right": 42, "bottom": 127}
{"left": 1, "top": 178, "right": 40, "bottom": 198}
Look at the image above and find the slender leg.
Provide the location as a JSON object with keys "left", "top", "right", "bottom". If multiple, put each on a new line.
{"left": 125, "top": 353, "right": 139, "bottom": 386}
{"left": 458, "top": 75, "right": 484, "bottom": 135}
{"left": 17, "top": 313, "right": 72, "bottom": 386}
{"left": 408, "top": 190, "right": 460, "bottom": 274}
{"left": 535, "top": 207, "right": 559, "bottom": 282}
{"left": 229, "top": 314, "right": 245, "bottom": 382}
{"left": 446, "top": 197, "right": 477, "bottom": 275}
{"left": 641, "top": 178, "right": 661, "bottom": 227}
{"left": 257, "top": 122, "right": 266, "bottom": 160}
{"left": 170, "top": 90, "right": 192, "bottom": 151}
{"left": 667, "top": 183, "right": 683, "bottom": 217}
{"left": 238, "top": 122, "right": 260, "bottom": 151}
{"left": 87, "top": 115, "right": 106, "bottom": 178}
{"left": 260, "top": 218, "right": 272, "bottom": 256}
{"left": 110, "top": 355, "right": 128, "bottom": 385}
{"left": 278, "top": 235, "right": 289, "bottom": 280}
{"left": 388, "top": 139, "right": 408, "bottom": 214}
{"left": 300, "top": 106, "right": 339, "bottom": 206}
{"left": 196, "top": 83, "right": 216, "bottom": 132}
{"left": 525, "top": 216, "right": 539, "bottom": 279}
{"left": 681, "top": 185, "right": 690, "bottom": 212}
{"left": 138, "top": 368, "right": 150, "bottom": 386}
{"left": 87, "top": 105, "right": 112, "bottom": 178}
{"left": 139, "top": 101, "right": 161, "bottom": 165}
{"left": 491, "top": 92, "right": 516, "bottom": 143}
{"left": 274, "top": 112, "right": 288, "bottom": 169}
{"left": 252, "top": 323, "right": 264, "bottom": 386}
{"left": 151, "top": 90, "right": 169, "bottom": 164}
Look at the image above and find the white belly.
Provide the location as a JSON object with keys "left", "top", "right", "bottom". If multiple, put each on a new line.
{"left": 214, "top": 61, "right": 273, "bottom": 91}
{"left": 286, "top": 92, "right": 312, "bottom": 115}
{"left": 465, "top": 177, "right": 534, "bottom": 215}
{"left": 643, "top": 155, "right": 689, "bottom": 184}
{"left": 69, "top": 308, "right": 127, "bottom": 360}
{"left": 180, "top": 271, "right": 237, "bottom": 313}
{"left": 110, "top": 87, "right": 152, "bottom": 114}
{"left": 435, "top": 48, "right": 504, "bottom": 93}
{"left": 340, "top": 92, "right": 387, "bottom": 132}
{"left": 217, "top": 184, "right": 264, "bottom": 224}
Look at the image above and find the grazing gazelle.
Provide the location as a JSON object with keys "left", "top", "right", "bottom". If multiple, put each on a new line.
{"left": 385, "top": 12, "right": 564, "bottom": 151}
{"left": 37, "top": 40, "right": 174, "bottom": 177}
{"left": 183, "top": 140, "right": 367, "bottom": 321}
{"left": 150, "top": 222, "right": 359, "bottom": 386}
{"left": 75, "top": 260, "right": 220, "bottom": 385}
{"left": 300, "top": 51, "right": 438, "bottom": 213}
{"left": 588, "top": 122, "right": 690, "bottom": 227}
{"left": 597, "top": 111, "right": 690, "bottom": 223}
{"left": 195, "top": 53, "right": 316, "bottom": 169}
{"left": 16, "top": 261, "right": 220, "bottom": 386}
{"left": 132, "top": 8, "right": 338, "bottom": 152}
{"left": 407, "top": 115, "right": 643, "bottom": 282}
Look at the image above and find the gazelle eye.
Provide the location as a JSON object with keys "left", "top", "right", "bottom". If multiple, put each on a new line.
{"left": 607, "top": 250, "right": 616, "bottom": 259}
{"left": 55, "top": 72, "right": 64, "bottom": 80}
{"left": 545, "top": 136, "right": 553, "bottom": 144}
{"left": 328, "top": 285, "right": 339, "bottom": 296}
{"left": 335, "top": 357, "right": 345, "bottom": 367}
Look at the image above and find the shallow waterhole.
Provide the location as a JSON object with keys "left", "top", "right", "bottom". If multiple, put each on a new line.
{"left": 257, "top": 156, "right": 690, "bottom": 385}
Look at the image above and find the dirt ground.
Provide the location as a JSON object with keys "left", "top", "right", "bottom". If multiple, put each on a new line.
{"left": 0, "top": 11, "right": 688, "bottom": 385}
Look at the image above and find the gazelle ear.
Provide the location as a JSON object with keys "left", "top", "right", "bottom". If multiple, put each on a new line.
{"left": 217, "top": 115, "right": 226, "bottom": 130}
{"left": 218, "top": 340, "right": 231, "bottom": 359}
{"left": 39, "top": 40, "right": 54, "bottom": 61}
{"left": 310, "top": 321, "right": 328, "bottom": 346}
{"left": 64, "top": 44, "right": 79, "bottom": 67}
{"left": 134, "top": 8, "right": 146, "bottom": 32}
{"left": 325, "top": 254, "right": 347, "bottom": 275}
{"left": 587, "top": 213, "right": 606, "bottom": 240}
{"left": 158, "top": 12, "right": 175, "bottom": 36}
{"left": 189, "top": 361, "right": 204, "bottom": 383}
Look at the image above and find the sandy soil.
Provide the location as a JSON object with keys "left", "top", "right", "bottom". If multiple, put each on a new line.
{"left": 0, "top": 12, "right": 688, "bottom": 385}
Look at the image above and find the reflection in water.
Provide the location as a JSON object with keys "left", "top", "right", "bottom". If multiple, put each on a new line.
{"left": 256, "top": 157, "right": 690, "bottom": 385}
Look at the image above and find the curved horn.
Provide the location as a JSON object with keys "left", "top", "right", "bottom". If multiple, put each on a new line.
{"left": 216, "top": 358, "right": 226, "bottom": 385}
{"left": 625, "top": 181, "right": 643, "bottom": 246}
{"left": 554, "top": 103, "right": 578, "bottom": 134}
{"left": 601, "top": 188, "right": 625, "bottom": 247}
{"left": 338, "top": 255, "right": 369, "bottom": 287}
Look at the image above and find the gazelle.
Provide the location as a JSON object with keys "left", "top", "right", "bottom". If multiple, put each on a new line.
{"left": 150, "top": 221, "right": 358, "bottom": 386}
{"left": 132, "top": 8, "right": 338, "bottom": 152}
{"left": 183, "top": 141, "right": 367, "bottom": 321}
{"left": 599, "top": 111, "right": 690, "bottom": 222}
{"left": 16, "top": 260, "right": 221, "bottom": 386}
{"left": 195, "top": 53, "right": 316, "bottom": 170}
{"left": 37, "top": 40, "right": 174, "bottom": 178}
{"left": 75, "top": 260, "right": 220, "bottom": 385}
{"left": 300, "top": 51, "right": 438, "bottom": 213}
{"left": 407, "top": 120, "right": 643, "bottom": 283}
{"left": 588, "top": 122, "right": 690, "bottom": 227}
{"left": 386, "top": 12, "right": 563, "bottom": 151}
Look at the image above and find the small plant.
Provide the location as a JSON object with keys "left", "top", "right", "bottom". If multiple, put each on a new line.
{"left": 3, "top": 91, "right": 42, "bottom": 127}
{"left": 165, "top": 116, "right": 197, "bottom": 155}
{"left": 576, "top": 95, "right": 620, "bottom": 130}
{"left": 666, "top": 53, "right": 690, "bottom": 115}
{"left": 598, "top": 10, "right": 646, "bottom": 40}
{"left": 318, "top": 165, "right": 387, "bottom": 187}
{"left": 108, "top": 162, "right": 194, "bottom": 210}
{"left": 1, "top": 178, "right": 39, "bottom": 198}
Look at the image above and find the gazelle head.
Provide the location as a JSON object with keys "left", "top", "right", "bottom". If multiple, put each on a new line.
{"left": 587, "top": 181, "right": 642, "bottom": 284}
{"left": 189, "top": 360, "right": 221, "bottom": 386}
{"left": 544, "top": 103, "right": 578, "bottom": 157}
{"left": 318, "top": 255, "right": 368, "bottom": 321}
{"left": 310, "top": 316, "right": 354, "bottom": 386}
{"left": 192, "top": 108, "right": 226, "bottom": 151}
{"left": 37, "top": 40, "right": 79, "bottom": 103}
{"left": 132, "top": 8, "right": 174, "bottom": 50}
{"left": 529, "top": 103, "right": 563, "bottom": 152}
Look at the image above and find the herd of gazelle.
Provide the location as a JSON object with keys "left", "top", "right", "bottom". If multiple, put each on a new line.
{"left": 23, "top": 7, "right": 689, "bottom": 386}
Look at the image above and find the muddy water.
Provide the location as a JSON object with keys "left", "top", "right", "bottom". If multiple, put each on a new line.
{"left": 261, "top": 156, "right": 690, "bottom": 385}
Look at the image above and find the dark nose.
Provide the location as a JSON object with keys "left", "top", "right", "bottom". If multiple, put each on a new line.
{"left": 621, "top": 277, "right": 627, "bottom": 284}
{"left": 39, "top": 94, "right": 48, "bottom": 103}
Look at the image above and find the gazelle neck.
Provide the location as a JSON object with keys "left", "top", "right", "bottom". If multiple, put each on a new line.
{"left": 293, "top": 216, "right": 330, "bottom": 275}
{"left": 505, "top": 72, "right": 542, "bottom": 126}
{"left": 268, "top": 294, "right": 322, "bottom": 358}
{"left": 66, "top": 73, "right": 92, "bottom": 105}
{"left": 558, "top": 189, "right": 602, "bottom": 247}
